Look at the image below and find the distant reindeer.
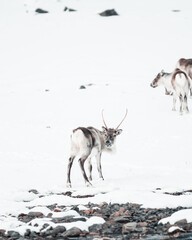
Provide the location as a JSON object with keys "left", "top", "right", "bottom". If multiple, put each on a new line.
{"left": 66, "top": 109, "right": 127, "bottom": 188}
{"left": 150, "top": 69, "right": 190, "bottom": 114}
{"left": 176, "top": 58, "right": 192, "bottom": 97}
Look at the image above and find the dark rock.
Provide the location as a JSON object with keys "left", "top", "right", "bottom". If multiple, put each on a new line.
{"left": 113, "top": 216, "right": 130, "bottom": 223}
{"left": 168, "top": 226, "right": 184, "bottom": 238}
{"left": 61, "top": 227, "right": 82, "bottom": 238}
{"left": 24, "top": 229, "right": 31, "bottom": 237}
{"left": 63, "top": 191, "right": 72, "bottom": 197}
{"left": 19, "top": 212, "right": 44, "bottom": 223}
{"left": 35, "top": 8, "right": 49, "bottom": 14}
{"left": 28, "top": 211, "right": 44, "bottom": 218}
{"left": 184, "top": 222, "right": 192, "bottom": 231}
{"left": 29, "top": 189, "right": 39, "bottom": 194}
{"left": 122, "top": 222, "right": 137, "bottom": 233}
{"left": 20, "top": 216, "right": 32, "bottom": 223}
{"left": 51, "top": 226, "right": 66, "bottom": 237}
{"left": 52, "top": 216, "right": 86, "bottom": 223}
{"left": 17, "top": 237, "right": 29, "bottom": 240}
{"left": 111, "top": 203, "right": 121, "bottom": 212}
{"left": 42, "top": 223, "right": 50, "bottom": 230}
{"left": 175, "top": 218, "right": 187, "bottom": 227}
{"left": 137, "top": 222, "right": 148, "bottom": 227}
{"left": 7, "top": 231, "right": 20, "bottom": 239}
{"left": 81, "top": 209, "right": 97, "bottom": 216}
{"left": 79, "top": 85, "right": 86, "bottom": 89}
{"left": 172, "top": 9, "right": 181, "bottom": 12}
{"left": 99, "top": 9, "right": 119, "bottom": 17}
{"left": 0, "top": 230, "right": 5, "bottom": 236}
{"left": 88, "top": 224, "right": 103, "bottom": 233}
{"left": 64, "top": 7, "right": 76, "bottom": 12}
{"left": 102, "top": 221, "right": 122, "bottom": 235}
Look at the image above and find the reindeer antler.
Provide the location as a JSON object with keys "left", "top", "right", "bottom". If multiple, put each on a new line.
{"left": 116, "top": 108, "right": 128, "bottom": 130}
{"left": 102, "top": 109, "right": 108, "bottom": 129}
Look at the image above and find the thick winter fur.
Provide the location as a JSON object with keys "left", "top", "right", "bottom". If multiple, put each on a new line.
{"left": 150, "top": 69, "right": 190, "bottom": 114}
{"left": 176, "top": 58, "right": 192, "bottom": 97}
{"left": 66, "top": 126, "right": 122, "bottom": 188}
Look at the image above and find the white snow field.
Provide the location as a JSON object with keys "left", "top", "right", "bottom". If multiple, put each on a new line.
{"left": 0, "top": 0, "right": 192, "bottom": 234}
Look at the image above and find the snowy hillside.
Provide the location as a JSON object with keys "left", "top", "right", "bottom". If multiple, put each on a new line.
{"left": 0, "top": 0, "right": 192, "bottom": 235}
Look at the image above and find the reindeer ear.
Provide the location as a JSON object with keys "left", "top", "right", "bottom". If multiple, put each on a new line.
{"left": 102, "top": 126, "right": 107, "bottom": 133}
{"left": 160, "top": 69, "right": 164, "bottom": 75}
{"left": 116, "top": 129, "right": 122, "bottom": 135}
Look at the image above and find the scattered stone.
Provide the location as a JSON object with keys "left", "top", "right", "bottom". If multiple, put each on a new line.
{"left": 29, "top": 189, "right": 39, "bottom": 194}
{"left": 76, "top": 194, "right": 95, "bottom": 198}
{"left": 0, "top": 230, "right": 6, "bottom": 236}
{"left": 113, "top": 216, "right": 130, "bottom": 223}
{"left": 35, "top": 8, "right": 49, "bottom": 14}
{"left": 172, "top": 9, "right": 181, "bottom": 12}
{"left": 61, "top": 227, "right": 82, "bottom": 238}
{"left": 79, "top": 85, "right": 86, "bottom": 89}
{"left": 64, "top": 6, "right": 76, "bottom": 12}
{"left": 102, "top": 221, "right": 122, "bottom": 235}
{"left": 99, "top": 9, "right": 119, "bottom": 17}
{"left": 81, "top": 209, "right": 97, "bottom": 215}
{"left": 168, "top": 226, "right": 185, "bottom": 238}
{"left": 89, "top": 224, "right": 103, "bottom": 234}
{"left": 7, "top": 231, "right": 20, "bottom": 239}
{"left": 51, "top": 226, "right": 66, "bottom": 237}
{"left": 52, "top": 215, "right": 86, "bottom": 223}
{"left": 175, "top": 218, "right": 187, "bottom": 227}
{"left": 54, "top": 208, "right": 62, "bottom": 212}
{"left": 28, "top": 211, "right": 44, "bottom": 218}
{"left": 122, "top": 222, "right": 137, "bottom": 233}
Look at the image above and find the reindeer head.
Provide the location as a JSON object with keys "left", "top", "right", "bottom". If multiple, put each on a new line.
{"left": 150, "top": 70, "right": 165, "bottom": 88}
{"left": 102, "top": 127, "right": 122, "bottom": 147}
{"left": 101, "top": 109, "right": 127, "bottom": 148}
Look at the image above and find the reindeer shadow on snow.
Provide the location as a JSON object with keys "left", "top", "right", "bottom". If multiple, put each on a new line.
{"left": 66, "top": 109, "right": 128, "bottom": 188}
{"left": 150, "top": 58, "right": 192, "bottom": 115}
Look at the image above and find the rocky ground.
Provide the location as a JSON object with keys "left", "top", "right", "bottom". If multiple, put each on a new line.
{"left": 1, "top": 191, "right": 192, "bottom": 240}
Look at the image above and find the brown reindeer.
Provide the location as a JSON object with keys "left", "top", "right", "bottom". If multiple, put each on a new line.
{"left": 66, "top": 110, "right": 127, "bottom": 188}
{"left": 150, "top": 69, "right": 190, "bottom": 114}
{"left": 176, "top": 58, "right": 192, "bottom": 97}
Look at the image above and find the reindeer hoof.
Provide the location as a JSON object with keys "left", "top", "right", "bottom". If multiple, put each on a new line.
{"left": 66, "top": 182, "right": 72, "bottom": 188}
{"left": 86, "top": 181, "right": 92, "bottom": 187}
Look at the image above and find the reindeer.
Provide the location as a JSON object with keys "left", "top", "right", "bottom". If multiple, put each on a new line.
{"left": 150, "top": 69, "right": 190, "bottom": 114}
{"left": 66, "top": 109, "right": 127, "bottom": 188}
{"left": 176, "top": 58, "right": 192, "bottom": 97}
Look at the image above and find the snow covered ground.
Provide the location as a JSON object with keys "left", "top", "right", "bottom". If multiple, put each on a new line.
{"left": 0, "top": 0, "right": 192, "bottom": 233}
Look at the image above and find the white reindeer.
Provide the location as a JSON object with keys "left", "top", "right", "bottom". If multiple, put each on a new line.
{"left": 66, "top": 110, "right": 127, "bottom": 188}
{"left": 150, "top": 69, "right": 190, "bottom": 114}
{"left": 176, "top": 58, "right": 192, "bottom": 97}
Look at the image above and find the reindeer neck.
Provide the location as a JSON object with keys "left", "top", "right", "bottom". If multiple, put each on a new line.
{"left": 161, "top": 72, "right": 172, "bottom": 84}
{"left": 162, "top": 72, "right": 174, "bottom": 90}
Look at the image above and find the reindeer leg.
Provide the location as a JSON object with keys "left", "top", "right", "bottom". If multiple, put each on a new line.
{"left": 190, "top": 88, "right": 192, "bottom": 99}
{"left": 165, "top": 88, "right": 170, "bottom": 95}
{"left": 96, "top": 152, "right": 104, "bottom": 180}
{"left": 184, "top": 94, "right": 189, "bottom": 113}
{"left": 78, "top": 157, "right": 92, "bottom": 187}
{"left": 66, "top": 156, "right": 75, "bottom": 188}
{"left": 179, "top": 94, "right": 183, "bottom": 115}
{"left": 87, "top": 157, "right": 92, "bottom": 181}
{"left": 172, "top": 94, "right": 177, "bottom": 111}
